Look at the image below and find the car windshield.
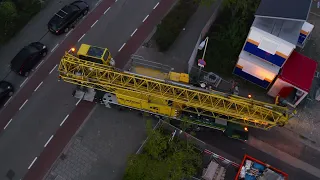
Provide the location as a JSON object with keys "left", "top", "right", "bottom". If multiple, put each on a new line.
{"left": 49, "top": 6, "right": 73, "bottom": 30}
{"left": 0, "top": 83, "right": 8, "bottom": 94}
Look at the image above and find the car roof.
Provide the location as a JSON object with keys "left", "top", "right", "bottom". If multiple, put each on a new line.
{"left": 11, "top": 46, "right": 38, "bottom": 70}
{"left": 49, "top": 5, "right": 79, "bottom": 26}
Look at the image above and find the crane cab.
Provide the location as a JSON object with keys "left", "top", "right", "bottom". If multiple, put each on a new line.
{"left": 77, "top": 44, "right": 114, "bottom": 65}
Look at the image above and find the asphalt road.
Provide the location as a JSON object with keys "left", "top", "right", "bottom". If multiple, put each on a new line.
{"left": 196, "top": 129, "right": 319, "bottom": 180}
{"left": 0, "top": 0, "right": 173, "bottom": 179}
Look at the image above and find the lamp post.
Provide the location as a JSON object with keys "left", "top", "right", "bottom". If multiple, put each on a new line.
{"left": 197, "top": 37, "right": 209, "bottom": 80}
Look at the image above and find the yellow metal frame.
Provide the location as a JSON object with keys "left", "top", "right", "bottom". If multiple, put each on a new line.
{"left": 59, "top": 53, "right": 290, "bottom": 130}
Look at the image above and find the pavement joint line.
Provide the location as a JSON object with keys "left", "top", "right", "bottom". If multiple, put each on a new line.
{"left": 20, "top": 78, "right": 29, "bottom": 87}
{"left": 78, "top": 33, "right": 86, "bottom": 42}
{"left": 3, "top": 96, "right": 12, "bottom": 107}
{"left": 60, "top": 114, "right": 69, "bottom": 126}
{"left": 65, "top": 29, "right": 73, "bottom": 37}
{"left": 153, "top": 2, "right": 159, "bottom": 9}
{"left": 44, "top": 135, "right": 54, "bottom": 147}
{"left": 28, "top": 157, "right": 38, "bottom": 170}
{"left": 118, "top": 43, "right": 126, "bottom": 52}
{"left": 4, "top": 118, "right": 13, "bottom": 129}
{"left": 91, "top": 20, "right": 99, "bottom": 28}
{"left": 35, "top": 60, "right": 44, "bottom": 70}
{"left": 19, "top": 99, "right": 28, "bottom": 110}
{"left": 49, "top": 64, "right": 58, "bottom": 74}
{"left": 75, "top": 99, "right": 81, "bottom": 106}
{"left": 142, "top": 14, "right": 149, "bottom": 22}
{"left": 51, "top": 44, "right": 59, "bottom": 52}
{"left": 104, "top": 7, "right": 111, "bottom": 14}
{"left": 131, "top": 28, "right": 138, "bottom": 37}
{"left": 34, "top": 81, "right": 44, "bottom": 92}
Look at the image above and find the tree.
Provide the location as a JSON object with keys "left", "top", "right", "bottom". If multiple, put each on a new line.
{"left": 0, "top": 0, "right": 18, "bottom": 43}
{"left": 124, "top": 120, "right": 202, "bottom": 180}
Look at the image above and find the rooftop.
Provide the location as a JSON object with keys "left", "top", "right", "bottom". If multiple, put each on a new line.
{"left": 279, "top": 51, "right": 317, "bottom": 92}
{"left": 255, "top": 0, "right": 312, "bottom": 21}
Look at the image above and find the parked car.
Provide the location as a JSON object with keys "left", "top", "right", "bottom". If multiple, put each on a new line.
{"left": 10, "top": 42, "right": 48, "bottom": 77}
{"left": 0, "top": 81, "right": 14, "bottom": 105}
{"left": 48, "top": 0, "right": 89, "bottom": 35}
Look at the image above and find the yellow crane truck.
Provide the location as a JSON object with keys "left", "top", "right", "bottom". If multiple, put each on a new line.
{"left": 58, "top": 44, "right": 295, "bottom": 141}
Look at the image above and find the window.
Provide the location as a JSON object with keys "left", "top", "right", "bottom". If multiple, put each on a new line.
{"left": 258, "top": 37, "right": 279, "bottom": 55}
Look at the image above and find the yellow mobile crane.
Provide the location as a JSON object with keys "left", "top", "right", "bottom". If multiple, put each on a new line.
{"left": 58, "top": 44, "right": 294, "bottom": 140}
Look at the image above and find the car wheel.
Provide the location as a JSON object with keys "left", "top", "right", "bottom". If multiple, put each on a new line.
{"left": 42, "top": 51, "right": 47, "bottom": 57}
{"left": 8, "top": 91, "right": 13, "bottom": 96}
{"left": 24, "top": 72, "right": 29, "bottom": 77}
{"left": 64, "top": 27, "right": 69, "bottom": 33}
{"left": 83, "top": 9, "right": 88, "bottom": 16}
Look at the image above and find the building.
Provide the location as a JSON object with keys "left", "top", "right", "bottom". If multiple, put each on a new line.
{"left": 233, "top": 0, "right": 317, "bottom": 107}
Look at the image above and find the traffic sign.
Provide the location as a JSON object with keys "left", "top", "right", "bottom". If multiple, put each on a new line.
{"left": 198, "top": 59, "right": 206, "bottom": 68}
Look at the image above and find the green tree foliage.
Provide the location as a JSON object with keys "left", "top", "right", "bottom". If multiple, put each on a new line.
{"left": 202, "top": 0, "right": 260, "bottom": 76}
{"left": 0, "top": 0, "right": 42, "bottom": 44}
{"left": 124, "top": 121, "right": 202, "bottom": 180}
{"left": 155, "top": 0, "right": 200, "bottom": 52}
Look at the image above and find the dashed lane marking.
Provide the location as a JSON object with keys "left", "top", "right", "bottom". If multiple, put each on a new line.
{"left": 51, "top": 44, "right": 59, "bottom": 53}
{"left": 78, "top": 34, "right": 86, "bottom": 42}
{"left": 28, "top": 157, "right": 38, "bottom": 170}
{"left": 35, "top": 60, "right": 44, "bottom": 70}
{"left": 118, "top": 43, "right": 126, "bottom": 52}
{"left": 104, "top": 7, "right": 111, "bottom": 14}
{"left": 153, "top": 2, "right": 159, "bottom": 9}
{"left": 20, "top": 78, "right": 29, "bottom": 87}
{"left": 34, "top": 81, "right": 43, "bottom": 92}
{"left": 19, "top": 99, "right": 28, "bottom": 110}
{"left": 65, "top": 29, "right": 73, "bottom": 37}
{"left": 60, "top": 114, "right": 69, "bottom": 126}
{"left": 3, "top": 96, "right": 12, "bottom": 107}
{"left": 131, "top": 28, "right": 138, "bottom": 37}
{"left": 44, "top": 135, "right": 54, "bottom": 147}
{"left": 49, "top": 64, "right": 58, "bottom": 74}
{"left": 3, "top": 118, "right": 13, "bottom": 129}
{"left": 91, "top": 20, "right": 99, "bottom": 28}
{"left": 143, "top": 14, "right": 149, "bottom": 22}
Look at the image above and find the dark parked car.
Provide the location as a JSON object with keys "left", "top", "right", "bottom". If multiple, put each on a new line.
{"left": 0, "top": 81, "right": 14, "bottom": 105}
{"left": 10, "top": 42, "right": 48, "bottom": 77}
{"left": 48, "top": 1, "right": 89, "bottom": 35}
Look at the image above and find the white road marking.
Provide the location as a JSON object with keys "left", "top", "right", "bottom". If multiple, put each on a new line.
{"left": 142, "top": 14, "right": 149, "bottom": 22}
{"left": 28, "top": 157, "right": 38, "bottom": 169}
{"left": 115, "top": 0, "right": 118, "bottom": 2}
{"left": 4, "top": 119, "right": 13, "bottom": 129}
{"left": 49, "top": 64, "right": 58, "bottom": 74}
{"left": 153, "top": 2, "right": 159, "bottom": 9}
{"left": 131, "top": 28, "right": 138, "bottom": 37}
{"left": 95, "top": 0, "right": 102, "bottom": 6}
{"left": 35, "top": 60, "right": 44, "bottom": 70}
{"left": 65, "top": 29, "right": 73, "bottom": 37}
{"left": 3, "top": 96, "right": 12, "bottom": 107}
{"left": 91, "top": 20, "right": 99, "bottom": 28}
{"left": 78, "top": 34, "right": 86, "bottom": 42}
{"left": 104, "top": 7, "right": 111, "bottom": 14}
{"left": 44, "top": 135, "right": 54, "bottom": 147}
{"left": 60, "top": 114, "right": 69, "bottom": 126}
{"left": 19, "top": 99, "right": 28, "bottom": 110}
{"left": 34, "top": 81, "right": 43, "bottom": 92}
{"left": 20, "top": 78, "right": 29, "bottom": 87}
{"left": 75, "top": 98, "right": 81, "bottom": 106}
{"left": 118, "top": 43, "right": 126, "bottom": 52}
{"left": 51, "top": 44, "right": 59, "bottom": 52}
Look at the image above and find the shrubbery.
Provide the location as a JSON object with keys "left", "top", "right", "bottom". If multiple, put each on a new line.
{"left": 0, "top": 0, "right": 42, "bottom": 44}
{"left": 124, "top": 121, "right": 202, "bottom": 180}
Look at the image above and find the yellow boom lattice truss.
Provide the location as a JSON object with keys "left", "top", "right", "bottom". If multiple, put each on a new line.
{"left": 59, "top": 53, "right": 290, "bottom": 130}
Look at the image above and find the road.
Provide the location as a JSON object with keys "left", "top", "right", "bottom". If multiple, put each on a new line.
{"left": 0, "top": 0, "right": 175, "bottom": 179}
{"left": 196, "top": 129, "right": 319, "bottom": 180}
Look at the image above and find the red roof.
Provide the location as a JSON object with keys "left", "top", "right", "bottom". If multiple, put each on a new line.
{"left": 280, "top": 51, "right": 318, "bottom": 92}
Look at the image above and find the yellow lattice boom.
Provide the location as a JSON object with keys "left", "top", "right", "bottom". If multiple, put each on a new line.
{"left": 58, "top": 52, "right": 291, "bottom": 130}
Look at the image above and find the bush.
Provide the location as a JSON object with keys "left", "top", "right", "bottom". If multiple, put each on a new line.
{"left": 0, "top": 0, "right": 42, "bottom": 44}
{"left": 124, "top": 122, "right": 202, "bottom": 180}
{"left": 155, "top": 0, "right": 199, "bottom": 52}
{"left": 201, "top": 0, "right": 260, "bottom": 76}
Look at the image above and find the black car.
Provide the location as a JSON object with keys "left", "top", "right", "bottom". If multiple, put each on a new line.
{"left": 0, "top": 81, "right": 14, "bottom": 105}
{"left": 10, "top": 42, "right": 48, "bottom": 77}
{"left": 48, "top": 1, "right": 89, "bottom": 35}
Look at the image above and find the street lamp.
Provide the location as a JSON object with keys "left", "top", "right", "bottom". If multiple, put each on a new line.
{"left": 197, "top": 37, "right": 209, "bottom": 80}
